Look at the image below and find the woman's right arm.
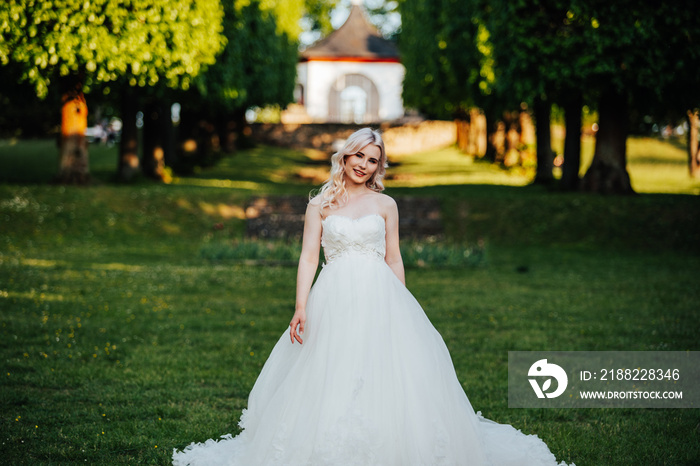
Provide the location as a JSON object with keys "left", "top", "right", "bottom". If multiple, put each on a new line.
{"left": 289, "top": 200, "right": 322, "bottom": 344}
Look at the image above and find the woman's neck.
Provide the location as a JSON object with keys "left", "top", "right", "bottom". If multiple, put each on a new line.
{"left": 345, "top": 181, "right": 371, "bottom": 199}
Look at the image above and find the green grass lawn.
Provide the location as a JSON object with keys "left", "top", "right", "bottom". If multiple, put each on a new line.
{"left": 1, "top": 136, "right": 699, "bottom": 465}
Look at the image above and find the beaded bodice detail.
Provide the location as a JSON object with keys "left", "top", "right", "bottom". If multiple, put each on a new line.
{"left": 321, "top": 214, "right": 386, "bottom": 264}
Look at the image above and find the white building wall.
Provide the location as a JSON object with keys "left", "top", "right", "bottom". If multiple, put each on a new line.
{"left": 298, "top": 60, "right": 405, "bottom": 122}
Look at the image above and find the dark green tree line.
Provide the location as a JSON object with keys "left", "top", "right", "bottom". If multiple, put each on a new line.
{"left": 177, "top": 0, "right": 301, "bottom": 159}
{"left": 132, "top": 0, "right": 305, "bottom": 180}
{"left": 0, "top": 0, "right": 308, "bottom": 183}
{"left": 0, "top": 0, "right": 225, "bottom": 183}
{"left": 484, "top": 0, "right": 590, "bottom": 188}
{"left": 399, "top": 0, "right": 700, "bottom": 191}
{"left": 400, "top": 0, "right": 483, "bottom": 119}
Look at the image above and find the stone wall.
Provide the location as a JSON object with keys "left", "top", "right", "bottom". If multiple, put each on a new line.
{"left": 250, "top": 120, "right": 457, "bottom": 157}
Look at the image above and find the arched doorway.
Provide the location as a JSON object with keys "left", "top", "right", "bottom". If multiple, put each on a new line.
{"left": 294, "top": 83, "right": 304, "bottom": 105}
{"left": 328, "top": 73, "right": 379, "bottom": 123}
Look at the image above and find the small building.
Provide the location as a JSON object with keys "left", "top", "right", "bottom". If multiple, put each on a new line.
{"left": 295, "top": 0, "right": 405, "bottom": 124}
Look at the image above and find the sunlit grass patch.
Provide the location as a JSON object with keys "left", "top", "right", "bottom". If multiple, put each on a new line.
{"left": 386, "top": 146, "right": 533, "bottom": 188}
{"left": 626, "top": 137, "right": 700, "bottom": 194}
{"left": 551, "top": 133, "right": 700, "bottom": 194}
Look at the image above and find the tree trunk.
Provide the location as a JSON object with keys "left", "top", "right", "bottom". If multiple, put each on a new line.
{"left": 687, "top": 109, "right": 700, "bottom": 178}
{"left": 118, "top": 86, "right": 139, "bottom": 181}
{"left": 519, "top": 106, "right": 535, "bottom": 147}
{"left": 163, "top": 104, "right": 176, "bottom": 169}
{"left": 176, "top": 105, "right": 199, "bottom": 174}
{"left": 533, "top": 96, "right": 554, "bottom": 185}
{"left": 176, "top": 105, "right": 220, "bottom": 172}
{"left": 232, "top": 108, "right": 252, "bottom": 149}
{"left": 455, "top": 118, "right": 470, "bottom": 153}
{"left": 518, "top": 106, "right": 536, "bottom": 167}
{"left": 454, "top": 108, "right": 484, "bottom": 156}
{"left": 198, "top": 119, "right": 220, "bottom": 163}
{"left": 503, "top": 110, "right": 521, "bottom": 166}
{"left": 581, "top": 88, "right": 634, "bottom": 194}
{"left": 561, "top": 92, "right": 583, "bottom": 190}
{"left": 492, "top": 120, "right": 507, "bottom": 163}
{"left": 141, "top": 100, "right": 173, "bottom": 180}
{"left": 218, "top": 111, "right": 238, "bottom": 154}
{"left": 483, "top": 107, "right": 500, "bottom": 161}
{"left": 57, "top": 77, "right": 90, "bottom": 184}
{"left": 471, "top": 108, "right": 487, "bottom": 157}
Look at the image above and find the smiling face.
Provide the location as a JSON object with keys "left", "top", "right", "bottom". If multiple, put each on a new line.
{"left": 343, "top": 143, "right": 381, "bottom": 186}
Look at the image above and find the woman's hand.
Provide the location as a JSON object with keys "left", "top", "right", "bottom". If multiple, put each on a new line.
{"left": 291, "top": 200, "right": 321, "bottom": 345}
{"left": 290, "top": 309, "right": 306, "bottom": 344}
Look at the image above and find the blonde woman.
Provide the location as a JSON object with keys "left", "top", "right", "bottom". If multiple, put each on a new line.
{"left": 174, "top": 128, "right": 571, "bottom": 465}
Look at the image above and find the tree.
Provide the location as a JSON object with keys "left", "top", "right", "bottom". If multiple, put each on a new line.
{"left": 574, "top": 1, "right": 700, "bottom": 192}
{"left": 0, "top": 0, "right": 225, "bottom": 183}
{"left": 400, "top": 0, "right": 520, "bottom": 162}
{"left": 0, "top": 62, "right": 59, "bottom": 138}
{"left": 484, "top": 0, "right": 592, "bottom": 188}
{"left": 303, "top": 0, "right": 339, "bottom": 38}
{"left": 688, "top": 111, "right": 700, "bottom": 178}
{"left": 649, "top": 2, "right": 700, "bottom": 178}
{"left": 175, "top": 0, "right": 302, "bottom": 166}
{"left": 217, "top": 0, "right": 301, "bottom": 111}
{"left": 478, "top": 0, "right": 700, "bottom": 192}
{"left": 402, "top": 0, "right": 581, "bottom": 180}
{"left": 400, "top": 0, "right": 483, "bottom": 119}
{"left": 402, "top": 0, "right": 700, "bottom": 191}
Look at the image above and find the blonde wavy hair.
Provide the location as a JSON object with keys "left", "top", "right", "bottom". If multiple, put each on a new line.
{"left": 315, "top": 128, "right": 388, "bottom": 211}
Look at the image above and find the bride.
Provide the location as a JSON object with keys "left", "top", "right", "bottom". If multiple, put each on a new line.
{"left": 173, "top": 128, "right": 572, "bottom": 465}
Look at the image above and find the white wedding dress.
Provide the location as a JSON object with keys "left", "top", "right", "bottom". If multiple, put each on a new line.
{"left": 173, "top": 214, "right": 572, "bottom": 466}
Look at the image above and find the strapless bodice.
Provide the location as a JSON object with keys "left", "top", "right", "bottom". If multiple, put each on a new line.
{"left": 321, "top": 214, "right": 386, "bottom": 264}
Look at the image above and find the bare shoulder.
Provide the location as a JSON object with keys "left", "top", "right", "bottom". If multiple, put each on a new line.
{"left": 374, "top": 193, "right": 398, "bottom": 218}
{"left": 377, "top": 193, "right": 396, "bottom": 209}
{"left": 308, "top": 194, "right": 323, "bottom": 206}
{"left": 306, "top": 195, "right": 323, "bottom": 217}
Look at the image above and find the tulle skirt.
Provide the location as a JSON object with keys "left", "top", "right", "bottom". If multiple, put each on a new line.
{"left": 173, "top": 254, "right": 571, "bottom": 465}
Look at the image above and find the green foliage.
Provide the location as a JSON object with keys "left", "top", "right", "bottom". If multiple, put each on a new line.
{"left": 304, "top": 0, "right": 339, "bottom": 36}
{"left": 400, "top": 0, "right": 700, "bottom": 120}
{"left": 646, "top": 2, "right": 700, "bottom": 115}
{"left": 302, "top": 0, "right": 339, "bottom": 36}
{"left": 302, "top": 0, "right": 399, "bottom": 39}
{"left": 188, "top": 0, "right": 299, "bottom": 111}
{"left": 573, "top": 1, "right": 693, "bottom": 100}
{"left": 400, "top": 0, "right": 483, "bottom": 118}
{"left": 361, "top": 0, "right": 401, "bottom": 39}
{"left": 257, "top": 0, "right": 305, "bottom": 40}
{"left": 0, "top": 63, "right": 60, "bottom": 137}
{"left": 485, "top": 0, "right": 589, "bottom": 103}
{"left": 0, "top": 0, "right": 226, "bottom": 98}
{"left": 482, "top": 0, "right": 700, "bottom": 113}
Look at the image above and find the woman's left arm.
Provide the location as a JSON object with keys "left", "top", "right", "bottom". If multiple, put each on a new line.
{"left": 384, "top": 199, "right": 406, "bottom": 286}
